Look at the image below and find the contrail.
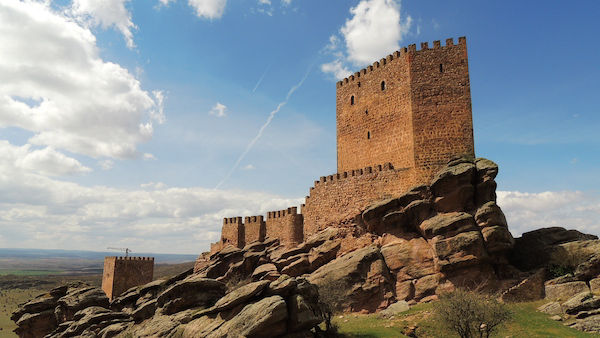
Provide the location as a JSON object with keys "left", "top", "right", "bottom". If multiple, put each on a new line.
{"left": 252, "top": 65, "right": 270, "bottom": 93}
{"left": 215, "top": 66, "right": 312, "bottom": 189}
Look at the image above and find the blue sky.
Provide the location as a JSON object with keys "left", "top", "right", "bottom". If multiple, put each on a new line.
{"left": 0, "top": 0, "right": 598, "bottom": 254}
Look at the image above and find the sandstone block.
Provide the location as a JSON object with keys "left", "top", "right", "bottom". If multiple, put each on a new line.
{"left": 419, "top": 212, "right": 477, "bottom": 239}
{"left": 545, "top": 281, "right": 590, "bottom": 301}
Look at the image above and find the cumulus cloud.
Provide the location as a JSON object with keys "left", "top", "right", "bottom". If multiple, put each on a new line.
{"left": 320, "top": 60, "right": 352, "bottom": 81}
{"left": 0, "top": 154, "right": 302, "bottom": 253}
{"left": 71, "top": 0, "right": 136, "bottom": 49}
{"left": 0, "top": 0, "right": 163, "bottom": 160}
{"left": 282, "top": 0, "right": 292, "bottom": 6}
{"left": 498, "top": 190, "right": 600, "bottom": 238}
{"left": 209, "top": 102, "right": 227, "bottom": 117}
{"left": 321, "top": 0, "right": 412, "bottom": 80}
{"left": 188, "top": 0, "right": 227, "bottom": 19}
{"left": 1, "top": 141, "right": 91, "bottom": 176}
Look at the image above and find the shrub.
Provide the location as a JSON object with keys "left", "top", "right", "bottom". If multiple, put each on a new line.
{"left": 432, "top": 289, "right": 512, "bottom": 338}
{"left": 316, "top": 278, "right": 348, "bottom": 313}
{"left": 547, "top": 247, "right": 589, "bottom": 279}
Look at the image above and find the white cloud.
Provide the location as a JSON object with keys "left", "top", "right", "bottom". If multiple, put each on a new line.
{"left": 98, "top": 159, "right": 114, "bottom": 170}
{"left": 321, "top": 0, "right": 412, "bottom": 79}
{"left": 242, "top": 164, "right": 255, "bottom": 170}
{"left": 282, "top": 0, "right": 292, "bottom": 6}
{"left": 209, "top": 102, "right": 227, "bottom": 117}
{"left": 0, "top": 1, "right": 163, "bottom": 160}
{"left": 188, "top": 0, "right": 227, "bottom": 19}
{"left": 71, "top": 0, "right": 136, "bottom": 49}
{"left": 1, "top": 141, "right": 91, "bottom": 176}
{"left": 498, "top": 190, "right": 600, "bottom": 238}
{"left": 158, "top": 0, "right": 176, "bottom": 6}
{"left": 143, "top": 153, "right": 157, "bottom": 161}
{"left": 320, "top": 60, "right": 352, "bottom": 81}
{"left": 259, "top": 0, "right": 271, "bottom": 4}
{"left": 0, "top": 152, "right": 302, "bottom": 253}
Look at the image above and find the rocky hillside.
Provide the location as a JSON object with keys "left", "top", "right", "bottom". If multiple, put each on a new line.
{"left": 11, "top": 271, "right": 328, "bottom": 337}
{"left": 12, "top": 156, "right": 600, "bottom": 336}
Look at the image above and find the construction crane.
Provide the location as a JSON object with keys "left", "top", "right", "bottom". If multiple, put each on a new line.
{"left": 107, "top": 247, "right": 132, "bottom": 257}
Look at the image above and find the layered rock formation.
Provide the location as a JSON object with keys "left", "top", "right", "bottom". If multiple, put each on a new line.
{"left": 11, "top": 271, "right": 327, "bottom": 337}
{"left": 14, "top": 156, "right": 600, "bottom": 335}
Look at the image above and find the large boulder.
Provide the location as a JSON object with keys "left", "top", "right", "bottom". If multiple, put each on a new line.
{"left": 55, "top": 287, "right": 110, "bottom": 323}
{"left": 156, "top": 275, "right": 226, "bottom": 314}
{"left": 545, "top": 281, "right": 590, "bottom": 301}
{"left": 203, "top": 296, "right": 289, "bottom": 337}
{"left": 509, "top": 227, "right": 598, "bottom": 271}
{"left": 431, "top": 230, "right": 487, "bottom": 271}
{"left": 13, "top": 310, "right": 57, "bottom": 338}
{"left": 308, "top": 245, "right": 394, "bottom": 312}
{"left": 419, "top": 212, "right": 478, "bottom": 240}
{"left": 430, "top": 160, "right": 476, "bottom": 213}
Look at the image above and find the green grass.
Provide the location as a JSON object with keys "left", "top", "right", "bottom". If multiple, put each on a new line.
{"left": 332, "top": 301, "right": 600, "bottom": 337}
{"left": 0, "top": 288, "right": 44, "bottom": 338}
{"left": 0, "top": 270, "right": 62, "bottom": 276}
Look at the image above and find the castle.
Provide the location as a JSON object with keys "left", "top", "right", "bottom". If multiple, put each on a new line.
{"left": 210, "top": 36, "right": 474, "bottom": 254}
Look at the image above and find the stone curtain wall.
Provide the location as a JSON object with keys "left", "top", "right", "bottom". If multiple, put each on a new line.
{"left": 244, "top": 215, "right": 266, "bottom": 245}
{"left": 102, "top": 256, "right": 154, "bottom": 300}
{"left": 266, "top": 207, "right": 304, "bottom": 247}
{"left": 302, "top": 164, "right": 414, "bottom": 239}
{"left": 335, "top": 37, "right": 474, "bottom": 185}
{"left": 409, "top": 37, "right": 475, "bottom": 183}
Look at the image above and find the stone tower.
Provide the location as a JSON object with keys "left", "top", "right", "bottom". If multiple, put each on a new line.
{"left": 102, "top": 256, "right": 154, "bottom": 301}
{"left": 336, "top": 36, "right": 474, "bottom": 184}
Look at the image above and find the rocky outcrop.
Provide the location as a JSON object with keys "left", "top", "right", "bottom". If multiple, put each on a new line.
{"left": 539, "top": 290, "right": 600, "bottom": 333}
{"left": 14, "top": 156, "right": 600, "bottom": 335}
{"left": 191, "top": 157, "right": 517, "bottom": 309}
{"left": 12, "top": 274, "right": 327, "bottom": 338}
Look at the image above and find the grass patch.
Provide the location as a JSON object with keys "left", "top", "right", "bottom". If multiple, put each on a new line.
{"left": 0, "top": 270, "right": 62, "bottom": 276}
{"left": 0, "top": 288, "right": 44, "bottom": 338}
{"left": 332, "top": 301, "right": 597, "bottom": 337}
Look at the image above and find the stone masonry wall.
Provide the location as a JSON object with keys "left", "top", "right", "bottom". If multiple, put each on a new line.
{"left": 335, "top": 37, "right": 474, "bottom": 185}
{"left": 222, "top": 217, "right": 245, "bottom": 249}
{"left": 302, "top": 164, "right": 415, "bottom": 239}
{"left": 336, "top": 47, "right": 414, "bottom": 173}
{"left": 102, "top": 256, "right": 154, "bottom": 301}
{"left": 409, "top": 37, "right": 475, "bottom": 183}
{"left": 266, "top": 207, "right": 304, "bottom": 247}
{"left": 244, "top": 215, "right": 266, "bottom": 245}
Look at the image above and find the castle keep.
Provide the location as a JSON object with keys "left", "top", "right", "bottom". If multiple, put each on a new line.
{"left": 211, "top": 37, "right": 474, "bottom": 253}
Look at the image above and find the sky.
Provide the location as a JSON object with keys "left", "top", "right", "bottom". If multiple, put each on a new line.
{"left": 0, "top": 0, "right": 599, "bottom": 254}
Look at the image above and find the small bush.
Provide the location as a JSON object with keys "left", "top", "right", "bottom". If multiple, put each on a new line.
{"left": 316, "top": 278, "right": 348, "bottom": 313}
{"left": 547, "top": 247, "right": 589, "bottom": 279}
{"left": 432, "top": 289, "right": 511, "bottom": 338}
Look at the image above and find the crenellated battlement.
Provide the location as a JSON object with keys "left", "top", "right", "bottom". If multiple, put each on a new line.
{"left": 311, "top": 163, "right": 396, "bottom": 188}
{"left": 245, "top": 215, "right": 264, "bottom": 223}
{"left": 267, "top": 207, "right": 298, "bottom": 219}
{"left": 336, "top": 37, "right": 466, "bottom": 88}
{"left": 113, "top": 256, "right": 154, "bottom": 261}
{"left": 223, "top": 217, "right": 243, "bottom": 225}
